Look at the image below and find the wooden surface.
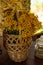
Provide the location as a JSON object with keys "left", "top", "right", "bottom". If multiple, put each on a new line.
{"left": 0, "top": 36, "right": 43, "bottom": 65}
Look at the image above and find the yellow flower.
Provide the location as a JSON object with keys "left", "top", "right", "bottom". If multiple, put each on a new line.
{"left": 3, "top": 9, "right": 41, "bottom": 38}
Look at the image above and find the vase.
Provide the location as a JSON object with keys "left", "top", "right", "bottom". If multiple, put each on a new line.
{"left": 3, "top": 30, "right": 32, "bottom": 62}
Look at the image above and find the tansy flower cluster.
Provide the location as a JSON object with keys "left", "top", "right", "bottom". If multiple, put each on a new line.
{"left": 3, "top": 8, "right": 41, "bottom": 38}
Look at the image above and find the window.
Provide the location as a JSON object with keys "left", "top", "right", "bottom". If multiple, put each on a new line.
{"left": 31, "top": 0, "right": 43, "bottom": 25}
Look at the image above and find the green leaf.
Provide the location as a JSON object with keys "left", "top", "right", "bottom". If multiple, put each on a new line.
{"left": 7, "top": 30, "right": 19, "bottom": 35}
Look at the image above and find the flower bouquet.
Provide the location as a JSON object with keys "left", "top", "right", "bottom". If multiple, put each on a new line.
{"left": 1, "top": 0, "right": 41, "bottom": 62}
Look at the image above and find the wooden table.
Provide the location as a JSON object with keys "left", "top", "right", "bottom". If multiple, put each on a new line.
{"left": 0, "top": 36, "right": 43, "bottom": 65}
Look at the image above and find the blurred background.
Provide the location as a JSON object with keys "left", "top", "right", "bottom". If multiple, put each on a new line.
{"left": 31, "top": 0, "right": 43, "bottom": 34}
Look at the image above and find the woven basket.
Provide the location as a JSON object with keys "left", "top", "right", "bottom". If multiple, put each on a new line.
{"left": 3, "top": 31, "right": 32, "bottom": 62}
